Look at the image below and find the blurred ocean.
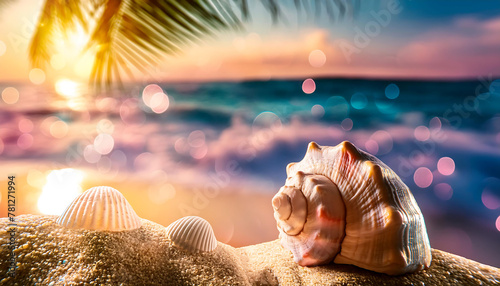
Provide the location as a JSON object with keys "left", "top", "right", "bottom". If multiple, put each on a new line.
{"left": 1, "top": 77, "right": 500, "bottom": 266}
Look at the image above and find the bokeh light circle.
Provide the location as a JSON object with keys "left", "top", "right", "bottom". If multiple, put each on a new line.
{"left": 385, "top": 83, "right": 400, "bottom": 99}
{"left": 325, "top": 96, "right": 349, "bottom": 119}
{"left": 253, "top": 112, "right": 282, "bottom": 132}
{"left": 18, "top": 118, "right": 34, "bottom": 133}
{"left": 350, "top": 92, "right": 368, "bottom": 109}
{"left": 429, "top": 117, "right": 442, "bottom": 131}
{"left": 414, "top": 167, "right": 433, "bottom": 188}
{"left": 434, "top": 183, "right": 453, "bottom": 200}
{"left": 369, "top": 130, "right": 393, "bottom": 155}
{"left": 414, "top": 126, "right": 430, "bottom": 141}
{"left": 150, "top": 92, "right": 170, "bottom": 114}
{"left": 94, "top": 134, "right": 115, "bottom": 155}
{"left": 29, "top": 68, "right": 46, "bottom": 85}
{"left": 437, "top": 157, "right": 455, "bottom": 176}
{"left": 481, "top": 189, "right": 500, "bottom": 210}
{"left": 142, "top": 84, "right": 163, "bottom": 106}
{"left": 174, "top": 137, "right": 189, "bottom": 154}
{"left": 302, "top": 78, "right": 316, "bottom": 94}
{"left": 17, "top": 133, "right": 33, "bottom": 150}
{"left": 41, "top": 116, "right": 59, "bottom": 137}
{"left": 496, "top": 216, "right": 500, "bottom": 232}
{"left": 365, "top": 139, "right": 379, "bottom": 154}
{"left": 2, "top": 87, "right": 19, "bottom": 104}
{"left": 84, "top": 145, "right": 101, "bottom": 163}
{"left": 97, "top": 119, "right": 114, "bottom": 134}
{"left": 341, "top": 118, "right": 353, "bottom": 131}
{"left": 190, "top": 145, "right": 208, "bottom": 159}
{"left": 489, "top": 79, "right": 500, "bottom": 96}
{"left": 311, "top": 104, "right": 325, "bottom": 117}
{"left": 50, "top": 120, "right": 68, "bottom": 138}
{"left": 308, "top": 50, "right": 326, "bottom": 68}
{"left": 188, "top": 130, "right": 206, "bottom": 148}
{"left": 110, "top": 150, "right": 127, "bottom": 167}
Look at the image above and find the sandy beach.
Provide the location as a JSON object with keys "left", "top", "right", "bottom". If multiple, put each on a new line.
{"left": 1, "top": 215, "right": 499, "bottom": 285}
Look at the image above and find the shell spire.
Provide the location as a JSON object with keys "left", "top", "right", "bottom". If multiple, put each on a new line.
{"left": 275, "top": 141, "right": 432, "bottom": 275}
{"left": 56, "top": 186, "right": 142, "bottom": 231}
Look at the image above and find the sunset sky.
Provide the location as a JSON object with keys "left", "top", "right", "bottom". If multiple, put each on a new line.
{"left": 1, "top": 0, "right": 500, "bottom": 84}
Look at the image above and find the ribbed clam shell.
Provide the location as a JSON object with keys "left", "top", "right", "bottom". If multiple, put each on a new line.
{"left": 166, "top": 216, "right": 217, "bottom": 252}
{"left": 283, "top": 141, "right": 431, "bottom": 275}
{"left": 56, "top": 186, "right": 142, "bottom": 231}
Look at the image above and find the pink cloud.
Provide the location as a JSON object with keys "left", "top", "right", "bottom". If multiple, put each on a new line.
{"left": 396, "top": 16, "right": 500, "bottom": 78}
{"left": 205, "top": 114, "right": 500, "bottom": 167}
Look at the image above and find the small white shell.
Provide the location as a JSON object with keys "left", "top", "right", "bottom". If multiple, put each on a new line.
{"left": 166, "top": 216, "right": 218, "bottom": 252}
{"left": 56, "top": 186, "right": 142, "bottom": 231}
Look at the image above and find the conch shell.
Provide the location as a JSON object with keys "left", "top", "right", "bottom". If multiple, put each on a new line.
{"left": 272, "top": 141, "right": 432, "bottom": 275}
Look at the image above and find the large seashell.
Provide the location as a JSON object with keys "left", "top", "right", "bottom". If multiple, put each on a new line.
{"left": 56, "top": 186, "right": 142, "bottom": 231}
{"left": 273, "top": 141, "right": 432, "bottom": 275}
{"left": 166, "top": 216, "right": 218, "bottom": 252}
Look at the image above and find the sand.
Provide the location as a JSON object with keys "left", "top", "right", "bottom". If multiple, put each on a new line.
{"left": 1, "top": 215, "right": 499, "bottom": 285}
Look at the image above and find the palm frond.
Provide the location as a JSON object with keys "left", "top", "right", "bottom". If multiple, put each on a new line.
{"left": 29, "top": 0, "right": 91, "bottom": 67}
{"left": 84, "top": 0, "right": 243, "bottom": 88}
{"left": 0, "top": 0, "right": 15, "bottom": 9}
{"left": 29, "top": 0, "right": 356, "bottom": 89}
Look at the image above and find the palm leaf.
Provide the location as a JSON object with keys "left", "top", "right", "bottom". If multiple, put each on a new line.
{"left": 28, "top": 0, "right": 356, "bottom": 89}
{"left": 0, "top": 0, "right": 15, "bottom": 10}
{"left": 29, "top": 0, "right": 91, "bottom": 68}
{"left": 86, "top": 0, "right": 242, "bottom": 87}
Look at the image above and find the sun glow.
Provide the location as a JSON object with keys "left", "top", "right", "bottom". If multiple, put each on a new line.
{"left": 37, "top": 169, "right": 85, "bottom": 215}
{"left": 69, "top": 28, "right": 88, "bottom": 48}
{"left": 49, "top": 25, "right": 95, "bottom": 80}
{"left": 55, "top": 79, "right": 81, "bottom": 98}
{"left": 55, "top": 25, "right": 89, "bottom": 55}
